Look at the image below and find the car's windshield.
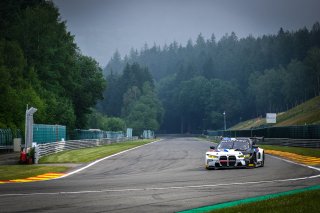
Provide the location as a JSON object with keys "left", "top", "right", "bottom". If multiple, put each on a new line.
{"left": 217, "top": 141, "right": 233, "bottom": 149}
{"left": 217, "top": 140, "right": 250, "bottom": 151}
{"left": 233, "top": 141, "right": 250, "bottom": 151}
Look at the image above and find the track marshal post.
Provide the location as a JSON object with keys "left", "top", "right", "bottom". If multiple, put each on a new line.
{"left": 24, "top": 106, "right": 37, "bottom": 163}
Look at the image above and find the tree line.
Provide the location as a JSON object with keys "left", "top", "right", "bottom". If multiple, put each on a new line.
{"left": 103, "top": 23, "right": 320, "bottom": 133}
{"left": 0, "top": 0, "right": 105, "bottom": 131}
{"left": 97, "top": 63, "right": 163, "bottom": 135}
{"left": 3, "top": 0, "right": 318, "bottom": 135}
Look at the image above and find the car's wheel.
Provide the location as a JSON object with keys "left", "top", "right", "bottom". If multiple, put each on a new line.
{"left": 251, "top": 152, "right": 258, "bottom": 167}
{"left": 261, "top": 152, "right": 265, "bottom": 167}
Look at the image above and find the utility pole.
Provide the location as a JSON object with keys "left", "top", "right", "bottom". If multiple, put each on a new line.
{"left": 223, "top": 111, "right": 226, "bottom": 130}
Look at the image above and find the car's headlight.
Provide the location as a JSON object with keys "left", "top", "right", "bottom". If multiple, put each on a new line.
{"left": 238, "top": 155, "right": 244, "bottom": 158}
{"left": 244, "top": 154, "right": 251, "bottom": 159}
{"left": 206, "top": 154, "right": 218, "bottom": 159}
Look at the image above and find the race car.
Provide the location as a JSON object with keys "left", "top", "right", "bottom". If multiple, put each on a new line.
{"left": 205, "top": 137, "right": 264, "bottom": 170}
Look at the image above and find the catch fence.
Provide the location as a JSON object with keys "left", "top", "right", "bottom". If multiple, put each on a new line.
{"left": 207, "top": 125, "right": 320, "bottom": 139}
{"left": 71, "top": 129, "right": 124, "bottom": 140}
{"left": 206, "top": 124, "right": 320, "bottom": 148}
{"left": 259, "top": 138, "right": 320, "bottom": 148}
{"left": 33, "top": 124, "right": 66, "bottom": 144}
{"left": 0, "top": 129, "right": 22, "bottom": 151}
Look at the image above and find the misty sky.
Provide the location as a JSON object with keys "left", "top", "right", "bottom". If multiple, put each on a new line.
{"left": 53, "top": 0, "right": 320, "bottom": 67}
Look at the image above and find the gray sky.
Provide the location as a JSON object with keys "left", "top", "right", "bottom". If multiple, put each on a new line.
{"left": 53, "top": 0, "right": 320, "bottom": 67}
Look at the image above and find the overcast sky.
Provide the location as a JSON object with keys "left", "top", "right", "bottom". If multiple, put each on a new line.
{"left": 53, "top": 0, "right": 320, "bottom": 67}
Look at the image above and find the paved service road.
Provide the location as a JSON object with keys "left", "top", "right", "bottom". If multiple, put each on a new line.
{"left": 1, "top": 137, "right": 320, "bottom": 212}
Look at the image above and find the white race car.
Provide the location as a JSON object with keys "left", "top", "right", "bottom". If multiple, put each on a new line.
{"left": 205, "top": 138, "right": 264, "bottom": 170}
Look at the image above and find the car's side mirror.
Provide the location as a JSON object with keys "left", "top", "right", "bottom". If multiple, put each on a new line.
{"left": 210, "top": 146, "right": 215, "bottom": 150}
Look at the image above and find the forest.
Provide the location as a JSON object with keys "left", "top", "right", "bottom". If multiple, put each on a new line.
{"left": 1, "top": 0, "right": 320, "bottom": 135}
{"left": 102, "top": 24, "right": 320, "bottom": 133}
{"left": 0, "top": 0, "right": 105, "bottom": 131}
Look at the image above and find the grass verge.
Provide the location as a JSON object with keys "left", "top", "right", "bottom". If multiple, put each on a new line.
{"left": 0, "top": 165, "right": 68, "bottom": 180}
{"left": 259, "top": 145, "right": 320, "bottom": 158}
{"left": 208, "top": 188, "right": 320, "bottom": 213}
{"left": 39, "top": 139, "right": 156, "bottom": 163}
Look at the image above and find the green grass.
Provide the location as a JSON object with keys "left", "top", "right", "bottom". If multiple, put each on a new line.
{"left": 0, "top": 165, "right": 68, "bottom": 180}
{"left": 229, "top": 117, "right": 266, "bottom": 130}
{"left": 259, "top": 145, "right": 320, "bottom": 158}
{"left": 230, "top": 96, "right": 320, "bottom": 130}
{"left": 208, "top": 189, "right": 320, "bottom": 213}
{"left": 39, "top": 139, "right": 155, "bottom": 163}
{"left": 0, "top": 139, "right": 155, "bottom": 180}
{"left": 276, "top": 96, "right": 320, "bottom": 126}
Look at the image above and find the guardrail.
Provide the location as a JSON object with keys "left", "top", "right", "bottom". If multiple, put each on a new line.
{"left": 258, "top": 138, "right": 320, "bottom": 148}
{"left": 207, "top": 125, "right": 320, "bottom": 139}
{"left": 34, "top": 137, "right": 138, "bottom": 163}
{"left": 205, "top": 136, "right": 320, "bottom": 148}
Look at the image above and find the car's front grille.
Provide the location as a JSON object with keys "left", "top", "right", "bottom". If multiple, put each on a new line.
{"left": 220, "top": 156, "right": 227, "bottom": 160}
{"left": 229, "top": 156, "right": 236, "bottom": 166}
{"left": 219, "top": 156, "right": 228, "bottom": 166}
{"left": 219, "top": 155, "right": 236, "bottom": 167}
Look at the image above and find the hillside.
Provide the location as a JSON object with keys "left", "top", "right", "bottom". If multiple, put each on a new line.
{"left": 230, "top": 96, "right": 320, "bottom": 130}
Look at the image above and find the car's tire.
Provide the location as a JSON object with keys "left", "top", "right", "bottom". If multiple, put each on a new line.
{"left": 261, "top": 152, "right": 265, "bottom": 167}
{"left": 251, "top": 152, "right": 258, "bottom": 167}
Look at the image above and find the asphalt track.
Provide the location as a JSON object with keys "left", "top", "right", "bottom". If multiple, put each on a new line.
{"left": 0, "top": 137, "right": 320, "bottom": 213}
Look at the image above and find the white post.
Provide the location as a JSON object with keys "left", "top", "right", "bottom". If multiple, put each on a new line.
{"left": 34, "top": 145, "right": 39, "bottom": 164}
{"left": 25, "top": 107, "right": 37, "bottom": 149}
{"left": 223, "top": 111, "right": 226, "bottom": 130}
{"left": 24, "top": 105, "right": 28, "bottom": 151}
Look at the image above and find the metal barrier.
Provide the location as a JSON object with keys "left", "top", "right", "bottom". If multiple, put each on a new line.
{"left": 258, "top": 138, "right": 320, "bottom": 148}
{"left": 35, "top": 137, "right": 138, "bottom": 163}
{"left": 206, "top": 136, "right": 320, "bottom": 148}
{"left": 0, "top": 129, "right": 22, "bottom": 151}
{"left": 207, "top": 125, "right": 320, "bottom": 139}
{"left": 71, "top": 129, "right": 124, "bottom": 140}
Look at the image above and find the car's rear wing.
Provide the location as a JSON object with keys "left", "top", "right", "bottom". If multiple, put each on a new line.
{"left": 250, "top": 137, "right": 264, "bottom": 144}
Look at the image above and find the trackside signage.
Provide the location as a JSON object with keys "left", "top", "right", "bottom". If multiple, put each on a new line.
{"left": 266, "top": 113, "right": 277, "bottom": 123}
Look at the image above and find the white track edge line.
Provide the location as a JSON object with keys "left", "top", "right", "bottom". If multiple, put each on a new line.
{"left": 267, "top": 154, "right": 320, "bottom": 172}
{"left": 55, "top": 139, "right": 163, "bottom": 179}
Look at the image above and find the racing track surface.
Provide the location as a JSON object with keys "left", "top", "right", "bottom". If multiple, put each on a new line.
{"left": 1, "top": 137, "right": 320, "bottom": 213}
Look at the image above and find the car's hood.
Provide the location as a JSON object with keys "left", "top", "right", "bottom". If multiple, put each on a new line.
{"left": 206, "top": 149, "right": 243, "bottom": 156}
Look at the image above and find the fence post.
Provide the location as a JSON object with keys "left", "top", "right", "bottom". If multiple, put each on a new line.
{"left": 34, "top": 144, "right": 39, "bottom": 164}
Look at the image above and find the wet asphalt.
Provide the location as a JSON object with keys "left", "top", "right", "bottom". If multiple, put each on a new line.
{"left": 0, "top": 137, "right": 319, "bottom": 213}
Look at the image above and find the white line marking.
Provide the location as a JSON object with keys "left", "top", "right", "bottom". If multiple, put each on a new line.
{"left": 2, "top": 147, "right": 319, "bottom": 197}
{"left": 56, "top": 139, "right": 163, "bottom": 179}
{"left": 268, "top": 154, "right": 320, "bottom": 172}
{"left": 1, "top": 154, "right": 320, "bottom": 197}
{"left": 1, "top": 172, "right": 320, "bottom": 197}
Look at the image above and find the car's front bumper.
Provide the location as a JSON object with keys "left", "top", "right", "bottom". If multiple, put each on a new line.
{"left": 206, "top": 157, "right": 250, "bottom": 169}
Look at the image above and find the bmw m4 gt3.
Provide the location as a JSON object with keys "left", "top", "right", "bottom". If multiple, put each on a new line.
{"left": 205, "top": 138, "right": 264, "bottom": 170}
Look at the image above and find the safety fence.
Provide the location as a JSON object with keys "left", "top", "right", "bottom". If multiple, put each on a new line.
{"left": 0, "top": 129, "right": 22, "bottom": 151}
{"left": 207, "top": 125, "right": 320, "bottom": 139}
{"left": 0, "top": 126, "right": 125, "bottom": 150}
{"left": 258, "top": 138, "right": 320, "bottom": 148}
{"left": 35, "top": 136, "right": 138, "bottom": 163}
{"left": 33, "top": 124, "right": 66, "bottom": 144}
{"left": 71, "top": 129, "right": 124, "bottom": 140}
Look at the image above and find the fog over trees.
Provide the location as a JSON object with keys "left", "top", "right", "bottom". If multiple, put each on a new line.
{"left": 1, "top": 0, "right": 319, "bottom": 135}
{"left": 101, "top": 24, "right": 320, "bottom": 133}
